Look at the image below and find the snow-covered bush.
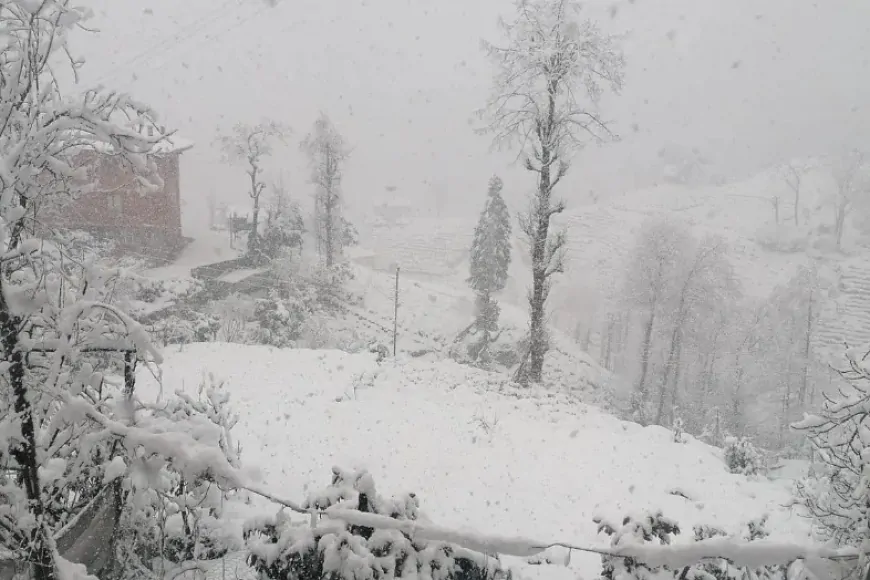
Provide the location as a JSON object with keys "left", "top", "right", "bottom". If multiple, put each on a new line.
{"left": 212, "top": 293, "right": 258, "bottom": 343}
{"left": 253, "top": 290, "right": 310, "bottom": 347}
{"left": 111, "top": 378, "right": 245, "bottom": 579}
{"left": 672, "top": 417, "right": 685, "bottom": 444}
{"left": 595, "top": 512, "right": 789, "bottom": 580}
{"left": 687, "top": 517, "right": 785, "bottom": 580}
{"left": 300, "top": 315, "right": 332, "bottom": 349}
{"left": 307, "top": 261, "right": 358, "bottom": 311}
{"left": 369, "top": 341, "right": 390, "bottom": 362}
{"left": 245, "top": 467, "right": 510, "bottom": 580}
{"left": 262, "top": 184, "right": 305, "bottom": 259}
{"left": 152, "top": 310, "right": 221, "bottom": 346}
{"left": 595, "top": 511, "right": 681, "bottom": 579}
{"left": 698, "top": 408, "right": 725, "bottom": 447}
{"left": 724, "top": 436, "right": 764, "bottom": 476}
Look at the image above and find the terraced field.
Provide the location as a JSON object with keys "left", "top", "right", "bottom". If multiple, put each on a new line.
{"left": 816, "top": 260, "right": 870, "bottom": 358}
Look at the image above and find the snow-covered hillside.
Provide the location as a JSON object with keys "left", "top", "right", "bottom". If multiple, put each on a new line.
{"left": 137, "top": 343, "right": 812, "bottom": 579}
{"left": 353, "top": 161, "right": 868, "bottom": 358}
{"left": 343, "top": 265, "right": 614, "bottom": 405}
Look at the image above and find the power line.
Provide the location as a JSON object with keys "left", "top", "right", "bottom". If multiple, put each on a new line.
{"left": 137, "top": 0, "right": 277, "bottom": 79}
{"left": 91, "top": 0, "right": 246, "bottom": 88}
{"left": 92, "top": 0, "right": 283, "bottom": 92}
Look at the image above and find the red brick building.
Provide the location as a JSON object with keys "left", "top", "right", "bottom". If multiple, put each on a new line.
{"left": 49, "top": 134, "right": 193, "bottom": 259}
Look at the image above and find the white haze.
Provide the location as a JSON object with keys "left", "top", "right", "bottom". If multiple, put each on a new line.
{"left": 69, "top": 0, "right": 870, "bottom": 234}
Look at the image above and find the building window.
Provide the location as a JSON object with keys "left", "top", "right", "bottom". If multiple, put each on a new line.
{"left": 108, "top": 194, "right": 123, "bottom": 212}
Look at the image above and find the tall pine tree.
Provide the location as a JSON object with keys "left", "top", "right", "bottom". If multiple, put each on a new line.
{"left": 467, "top": 176, "right": 512, "bottom": 363}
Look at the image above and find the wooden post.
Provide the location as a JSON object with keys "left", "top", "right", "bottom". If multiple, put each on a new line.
{"left": 393, "top": 267, "right": 400, "bottom": 357}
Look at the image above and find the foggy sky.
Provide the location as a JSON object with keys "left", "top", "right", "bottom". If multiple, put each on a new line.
{"left": 68, "top": 0, "right": 870, "bottom": 234}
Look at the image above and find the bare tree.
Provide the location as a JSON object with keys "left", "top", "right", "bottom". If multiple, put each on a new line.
{"left": 622, "top": 218, "right": 693, "bottom": 423}
{"left": 218, "top": 120, "right": 289, "bottom": 259}
{"left": 653, "top": 235, "right": 737, "bottom": 426}
{"left": 478, "top": 0, "right": 624, "bottom": 384}
{"left": 783, "top": 162, "right": 804, "bottom": 226}
{"left": 830, "top": 150, "right": 869, "bottom": 250}
{"left": 301, "top": 112, "right": 351, "bottom": 268}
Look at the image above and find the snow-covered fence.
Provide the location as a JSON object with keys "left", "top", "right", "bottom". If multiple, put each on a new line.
{"left": 242, "top": 477, "right": 857, "bottom": 577}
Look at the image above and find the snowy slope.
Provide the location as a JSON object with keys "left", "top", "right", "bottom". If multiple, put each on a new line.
{"left": 345, "top": 265, "right": 613, "bottom": 405}
{"left": 137, "top": 343, "right": 811, "bottom": 578}
{"left": 352, "top": 161, "right": 869, "bottom": 360}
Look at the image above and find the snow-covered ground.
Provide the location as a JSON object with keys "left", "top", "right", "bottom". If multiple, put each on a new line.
{"left": 353, "top": 161, "right": 869, "bottom": 358}
{"left": 137, "top": 343, "right": 812, "bottom": 579}
{"left": 145, "top": 229, "right": 241, "bottom": 280}
{"left": 340, "top": 265, "right": 614, "bottom": 405}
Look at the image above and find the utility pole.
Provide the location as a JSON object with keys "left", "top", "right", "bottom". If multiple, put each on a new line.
{"left": 393, "top": 266, "right": 400, "bottom": 357}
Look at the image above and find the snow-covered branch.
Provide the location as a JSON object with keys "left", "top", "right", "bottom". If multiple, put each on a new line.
{"left": 244, "top": 497, "right": 858, "bottom": 570}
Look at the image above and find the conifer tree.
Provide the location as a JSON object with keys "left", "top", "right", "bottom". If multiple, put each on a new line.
{"left": 466, "top": 176, "right": 512, "bottom": 363}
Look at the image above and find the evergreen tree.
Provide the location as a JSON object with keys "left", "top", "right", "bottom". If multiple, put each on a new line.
{"left": 301, "top": 112, "right": 352, "bottom": 269}
{"left": 466, "top": 176, "right": 512, "bottom": 363}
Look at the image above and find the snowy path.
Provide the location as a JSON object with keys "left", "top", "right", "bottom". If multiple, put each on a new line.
{"left": 145, "top": 229, "right": 241, "bottom": 280}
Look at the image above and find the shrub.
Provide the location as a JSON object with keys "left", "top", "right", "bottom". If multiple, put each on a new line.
{"left": 109, "top": 377, "right": 243, "bottom": 579}
{"left": 245, "top": 467, "right": 510, "bottom": 580}
{"left": 724, "top": 436, "right": 764, "bottom": 476}
{"left": 595, "top": 511, "right": 681, "bottom": 580}
{"left": 595, "top": 512, "right": 788, "bottom": 580}
{"left": 253, "top": 291, "right": 310, "bottom": 347}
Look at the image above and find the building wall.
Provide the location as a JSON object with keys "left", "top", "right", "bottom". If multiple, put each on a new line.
{"left": 49, "top": 151, "right": 185, "bottom": 258}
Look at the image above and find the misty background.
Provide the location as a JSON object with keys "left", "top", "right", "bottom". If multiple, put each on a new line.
{"left": 69, "top": 0, "right": 870, "bottom": 234}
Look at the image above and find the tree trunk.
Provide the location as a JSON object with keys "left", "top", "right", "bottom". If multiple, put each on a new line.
{"left": 1, "top": 293, "right": 57, "bottom": 580}
{"left": 320, "top": 147, "right": 340, "bottom": 269}
{"left": 606, "top": 316, "right": 617, "bottom": 371}
{"left": 526, "top": 83, "right": 558, "bottom": 384}
{"left": 598, "top": 320, "right": 607, "bottom": 365}
{"left": 528, "top": 182, "right": 550, "bottom": 383}
{"left": 732, "top": 355, "right": 744, "bottom": 435}
{"left": 655, "top": 320, "right": 682, "bottom": 426}
{"left": 248, "top": 169, "right": 261, "bottom": 258}
{"left": 633, "top": 311, "right": 656, "bottom": 423}
{"left": 836, "top": 201, "right": 847, "bottom": 249}
{"left": 781, "top": 349, "right": 794, "bottom": 445}
{"left": 669, "top": 339, "right": 684, "bottom": 424}
{"left": 324, "top": 191, "right": 335, "bottom": 269}
{"left": 794, "top": 187, "right": 800, "bottom": 226}
{"left": 799, "top": 290, "right": 813, "bottom": 406}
